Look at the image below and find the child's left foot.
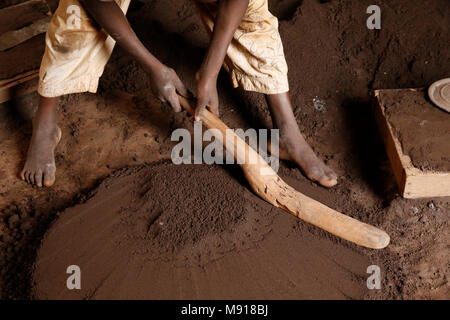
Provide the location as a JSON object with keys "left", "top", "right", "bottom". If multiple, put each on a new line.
{"left": 279, "top": 126, "right": 338, "bottom": 188}
{"left": 266, "top": 93, "right": 337, "bottom": 188}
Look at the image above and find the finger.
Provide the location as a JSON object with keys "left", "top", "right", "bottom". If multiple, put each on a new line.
{"left": 195, "top": 100, "right": 207, "bottom": 121}
{"left": 208, "top": 99, "right": 219, "bottom": 117}
{"left": 156, "top": 93, "right": 167, "bottom": 104}
{"left": 167, "top": 89, "right": 182, "bottom": 113}
{"left": 173, "top": 76, "right": 189, "bottom": 98}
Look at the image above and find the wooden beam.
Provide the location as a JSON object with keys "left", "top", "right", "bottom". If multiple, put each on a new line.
{"left": 0, "top": 0, "right": 50, "bottom": 34}
{"left": 0, "top": 33, "right": 45, "bottom": 80}
{"left": 0, "top": 70, "right": 39, "bottom": 104}
{"left": 0, "top": 0, "right": 30, "bottom": 10}
{"left": 0, "top": 16, "right": 50, "bottom": 51}
{"left": 0, "top": 69, "right": 38, "bottom": 87}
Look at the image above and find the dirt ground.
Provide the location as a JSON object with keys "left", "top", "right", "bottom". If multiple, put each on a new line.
{"left": 0, "top": 0, "right": 449, "bottom": 299}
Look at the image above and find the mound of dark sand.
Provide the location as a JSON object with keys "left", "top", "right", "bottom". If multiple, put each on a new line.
{"left": 32, "top": 162, "right": 371, "bottom": 299}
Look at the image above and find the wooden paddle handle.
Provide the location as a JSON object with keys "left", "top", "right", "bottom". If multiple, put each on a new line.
{"left": 178, "top": 95, "right": 390, "bottom": 249}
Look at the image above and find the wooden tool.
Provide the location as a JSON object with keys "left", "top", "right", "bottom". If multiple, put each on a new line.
{"left": 178, "top": 95, "right": 390, "bottom": 249}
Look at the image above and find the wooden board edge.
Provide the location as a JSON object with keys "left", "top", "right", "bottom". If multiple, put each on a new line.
{"left": 0, "top": 16, "right": 51, "bottom": 51}
{"left": 373, "top": 91, "right": 408, "bottom": 195}
{"left": 0, "top": 70, "right": 39, "bottom": 104}
{"left": 0, "top": 69, "right": 39, "bottom": 88}
{"left": 0, "top": 0, "right": 52, "bottom": 34}
{"left": 373, "top": 89, "right": 450, "bottom": 199}
{"left": 404, "top": 173, "right": 450, "bottom": 199}
{"left": 0, "top": 69, "right": 39, "bottom": 86}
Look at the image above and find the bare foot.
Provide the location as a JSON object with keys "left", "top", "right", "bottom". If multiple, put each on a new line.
{"left": 290, "top": 141, "right": 337, "bottom": 188}
{"left": 269, "top": 132, "right": 337, "bottom": 187}
{"left": 21, "top": 123, "right": 61, "bottom": 187}
{"left": 266, "top": 92, "right": 338, "bottom": 188}
{"left": 283, "top": 135, "right": 338, "bottom": 188}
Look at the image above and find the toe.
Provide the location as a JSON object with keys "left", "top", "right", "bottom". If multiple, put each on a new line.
{"left": 307, "top": 166, "right": 337, "bottom": 188}
{"left": 29, "top": 171, "right": 36, "bottom": 185}
{"left": 320, "top": 175, "right": 338, "bottom": 188}
{"left": 323, "top": 168, "right": 338, "bottom": 187}
{"left": 306, "top": 166, "right": 324, "bottom": 183}
{"left": 43, "top": 165, "right": 56, "bottom": 187}
{"left": 35, "top": 169, "right": 43, "bottom": 187}
{"left": 327, "top": 170, "right": 338, "bottom": 183}
{"left": 318, "top": 170, "right": 338, "bottom": 187}
{"left": 25, "top": 171, "right": 31, "bottom": 184}
{"left": 20, "top": 168, "right": 26, "bottom": 180}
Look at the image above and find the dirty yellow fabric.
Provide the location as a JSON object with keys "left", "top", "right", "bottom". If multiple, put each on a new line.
{"left": 195, "top": 0, "right": 289, "bottom": 94}
{"left": 38, "top": 0, "right": 131, "bottom": 97}
{"left": 38, "top": 0, "right": 288, "bottom": 97}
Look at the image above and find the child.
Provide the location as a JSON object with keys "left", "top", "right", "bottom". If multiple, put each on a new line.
{"left": 21, "top": 0, "right": 337, "bottom": 188}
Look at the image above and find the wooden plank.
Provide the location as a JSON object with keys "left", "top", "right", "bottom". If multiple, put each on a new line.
{"left": 0, "top": 72, "right": 39, "bottom": 104}
{"left": 0, "top": 33, "right": 45, "bottom": 80}
{"left": 0, "top": 69, "right": 38, "bottom": 88}
{"left": 0, "top": 0, "right": 30, "bottom": 10}
{"left": 374, "top": 89, "right": 450, "bottom": 199}
{"left": 0, "top": 69, "right": 38, "bottom": 86}
{"left": 0, "top": 0, "right": 50, "bottom": 34}
{"left": 0, "top": 16, "right": 50, "bottom": 51}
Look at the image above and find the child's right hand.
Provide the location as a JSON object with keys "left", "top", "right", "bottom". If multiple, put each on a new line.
{"left": 149, "top": 64, "right": 190, "bottom": 113}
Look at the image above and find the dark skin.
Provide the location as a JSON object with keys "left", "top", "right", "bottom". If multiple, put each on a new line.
{"left": 194, "top": 0, "right": 249, "bottom": 120}
{"left": 21, "top": 0, "right": 337, "bottom": 188}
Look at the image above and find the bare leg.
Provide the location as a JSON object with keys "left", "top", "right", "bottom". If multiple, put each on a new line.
{"left": 21, "top": 95, "right": 61, "bottom": 187}
{"left": 266, "top": 92, "right": 337, "bottom": 187}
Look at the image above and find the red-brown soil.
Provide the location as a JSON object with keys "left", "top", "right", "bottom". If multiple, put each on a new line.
{"left": 33, "top": 162, "right": 372, "bottom": 299}
{"left": 0, "top": 0, "right": 449, "bottom": 299}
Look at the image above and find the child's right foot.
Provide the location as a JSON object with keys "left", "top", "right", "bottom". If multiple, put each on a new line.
{"left": 21, "top": 123, "right": 61, "bottom": 187}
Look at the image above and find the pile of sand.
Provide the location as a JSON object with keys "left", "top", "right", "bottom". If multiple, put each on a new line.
{"left": 32, "top": 161, "right": 370, "bottom": 299}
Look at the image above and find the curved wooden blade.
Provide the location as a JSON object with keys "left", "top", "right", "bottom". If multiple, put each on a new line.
{"left": 178, "top": 95, "right": 390, "bottom": 249}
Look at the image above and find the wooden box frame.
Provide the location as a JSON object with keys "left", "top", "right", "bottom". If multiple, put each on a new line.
{"left": 374, "top": 88, "right": 450, "bottom": 199}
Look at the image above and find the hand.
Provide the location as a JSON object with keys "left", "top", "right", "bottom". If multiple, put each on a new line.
{"left": 149, "top": 64, "right": 189, "bottom": 112}
{"left": 195, "top": 71, "right": 219, "bottom": 121}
